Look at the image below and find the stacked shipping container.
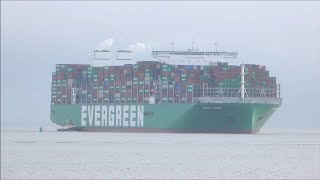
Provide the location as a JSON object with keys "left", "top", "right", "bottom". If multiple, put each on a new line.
{"left": 51, "top": 62, "right": 278, "bottom": 104}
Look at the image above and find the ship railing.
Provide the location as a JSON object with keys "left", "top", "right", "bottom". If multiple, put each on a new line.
{"left": 193, "top": 97, "right": 282, "bottom": 105}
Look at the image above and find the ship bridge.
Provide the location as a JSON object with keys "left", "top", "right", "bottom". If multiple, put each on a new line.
{"left": 152, "top": 50, "right": 238, "bottom": 66}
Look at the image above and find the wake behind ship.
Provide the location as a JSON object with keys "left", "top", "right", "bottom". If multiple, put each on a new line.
{"left": 50, "top": 46, "right": 282, "bottom": 133}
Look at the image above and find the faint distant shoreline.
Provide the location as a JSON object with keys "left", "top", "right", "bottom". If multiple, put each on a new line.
{"left": 259, "top": 129, "right": 320, "bottom": 134}
{"left": 1, "top": 128, "right": 320, "bottom": 134}
{"left": 1, "top": 129, "right": 58, "bottom": 132}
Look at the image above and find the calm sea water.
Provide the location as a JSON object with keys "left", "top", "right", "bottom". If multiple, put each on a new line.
{"left": 1, "top": 129, "right": 320, "bottom": 179}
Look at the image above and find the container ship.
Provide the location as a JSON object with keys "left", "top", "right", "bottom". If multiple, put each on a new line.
{"left": 50, "top": 47, "right": 282, "bottom": 134}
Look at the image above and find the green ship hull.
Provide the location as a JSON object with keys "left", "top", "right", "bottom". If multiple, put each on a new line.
{"left": 50, "top": 101, "right": 281, "bottom": 134}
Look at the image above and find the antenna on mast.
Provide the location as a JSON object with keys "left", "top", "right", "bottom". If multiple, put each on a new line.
{"left": 214, "top": 42, "right": 219, "bottom": 52}
{"left": 192, "top": 40, "right": 195, "bottom": 51}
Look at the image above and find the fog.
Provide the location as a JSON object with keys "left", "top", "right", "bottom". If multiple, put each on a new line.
{"left": 1, "top": 1, "right": 320, "bottom": 130}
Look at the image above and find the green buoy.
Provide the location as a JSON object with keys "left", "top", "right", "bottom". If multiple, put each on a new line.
{"left": 39, "top": 127, "right": 43, "bottom": 132}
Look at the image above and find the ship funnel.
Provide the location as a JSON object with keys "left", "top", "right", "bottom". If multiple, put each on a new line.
{"left": 93, "top": 50, "right": 110, "bottom": 60}
{"left": 116, "top": 50, "right": 133, "bottom": 60}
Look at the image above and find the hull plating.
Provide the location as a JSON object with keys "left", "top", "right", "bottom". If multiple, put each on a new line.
{"left": 50, "top": 103, "right": 279, "bottom": 134}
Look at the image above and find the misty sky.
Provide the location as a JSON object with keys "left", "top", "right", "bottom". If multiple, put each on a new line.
{"left": 1, "top": 1, "right": 320, "bottom": 130}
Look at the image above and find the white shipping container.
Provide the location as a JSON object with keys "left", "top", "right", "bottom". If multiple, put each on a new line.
{"left": 209, "top": 62, "right": 217, "bottom": 66}
{"left": 68, "top": 79, "right": 75, "bottom": 84}
{"left": 162, "top": 84, "right": 168, "bottom": 89}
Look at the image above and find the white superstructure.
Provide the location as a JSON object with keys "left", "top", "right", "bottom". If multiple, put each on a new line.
{"left": 152, "top": 50, "right": 238, "bottom": 66}
{"left": 92, "top": 48, "right": 238, "bottom": 67}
